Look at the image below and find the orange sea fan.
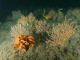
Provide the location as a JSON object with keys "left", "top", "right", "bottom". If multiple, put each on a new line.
{"left": 13, "top": 35, "right": 35, "bottom": 51}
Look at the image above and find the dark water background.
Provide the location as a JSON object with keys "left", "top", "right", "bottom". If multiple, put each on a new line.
{"left": 0, "top": 0, "right": 80, "bottom": 22}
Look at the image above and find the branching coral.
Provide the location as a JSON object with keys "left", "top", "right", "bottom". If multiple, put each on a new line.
{"left": 46, "top": 21, "right": 76, "bottom": 46}
{"left": 17, "top": 16, "right": 27, "bottom": 26}
{"left": 10, "top": 24, "right": 30, "bottom": 38}
{"left": 17, "top": 13, "right": 36, "bottom": 26}
{"left": 0, "top": 40, "right": 15, "bottom": 60}
{"left": 67, "top": 9, "right": 80, "bottom": 21}
{"left": 34, "top": 20, "right": 47, "bottom": 33}
{"left": 43, "top": 10, "right": 57, "bottom": 20}
{"left": 0, "top": 40, "right": 34, "bottom": 60}
{"left": 1, "top": 9, "right": 80, "bottom": 60}
{"left": 10, "top": 14, "right": 36, "bottom": 51}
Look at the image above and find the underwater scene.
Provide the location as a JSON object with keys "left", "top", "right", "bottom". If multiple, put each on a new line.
{"left": 0, "top": 0, "right": 80, "bottom": 60}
